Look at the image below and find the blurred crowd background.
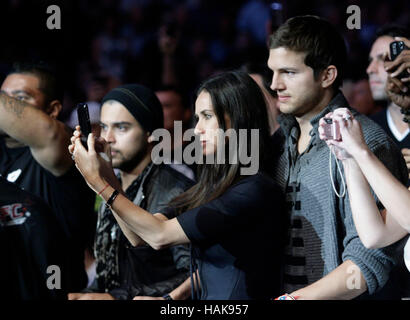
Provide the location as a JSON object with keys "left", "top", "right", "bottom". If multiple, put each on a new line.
{"left": 0, "top": 0, "right": 409, "bottom": 122}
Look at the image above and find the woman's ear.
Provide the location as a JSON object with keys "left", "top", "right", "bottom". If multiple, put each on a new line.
{"left": 321, "top": 65, "right": 338, "bottom": 89}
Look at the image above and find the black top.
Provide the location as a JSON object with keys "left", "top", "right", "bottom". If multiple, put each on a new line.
{"left": 0, "top": 139, "right": 96, "bottom": 291}
{"left": 173, "top": 172, "right": 286, "bottom": 300}
{"left": 370, "top": 109, "right": 410, "bottom": 150}
{"left": 0, "top": 177, "right": 66, "bottom": 299}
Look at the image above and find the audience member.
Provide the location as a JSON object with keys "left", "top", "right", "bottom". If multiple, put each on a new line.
{"left": 268, "top": 16, "right": 407, "bottom": 300}
{"left": 68, "top": 84, "right": 193, "bottom": 300}
{"left": 0, "top": 177, "right": 65, "bottom": 300}
{"left": 155, "top": 85, "right": 195, "bottom": 180}
{"left": 69, "top": 71, "right": 286, "bottom": 300}
{"left": 0, "top": 61, "right": 96, "bottom": 292}
{"left": 240, "top": 62, "right": 280, "bottom": 134}
{"left": 347, "top": 78, "right": 380, "bottom": 115}
{"left": 367, "top": 25, "right": 410, "bottom": 186}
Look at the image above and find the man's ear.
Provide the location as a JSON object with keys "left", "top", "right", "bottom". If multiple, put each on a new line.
{"left": 46, "top": 100, "right": 62, "bottom": 119}
{"left": 147, "top": 134, "right": 155, "bottom": 144}
{"left": 321, "top": 65, "right": 338, "bottom": 89}
{"left": 146, "top": 131, "right": 154, "bottom": 143}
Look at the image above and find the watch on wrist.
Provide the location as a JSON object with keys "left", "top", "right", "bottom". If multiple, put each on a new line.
{"left": 162, "top": 293, "right": 173, "bottom": 300}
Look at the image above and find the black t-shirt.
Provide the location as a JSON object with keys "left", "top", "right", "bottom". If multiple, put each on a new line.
{"left": 0, "top": 139, "right": 96, "bottom": 291}
{"left": 171, "top": 172, "right": 286, "bottom": 300}
{"left": 0, "top": 177, "right": 67, "bottom": 299}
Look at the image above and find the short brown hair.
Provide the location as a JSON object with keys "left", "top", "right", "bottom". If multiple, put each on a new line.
{"left": 269, "top": 15, "right": 347, "bottom": 89}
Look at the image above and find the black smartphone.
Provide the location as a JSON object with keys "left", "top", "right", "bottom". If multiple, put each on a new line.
{"left": 76, "top": 103, "right": 91, "bottom": 150}
{"left": 390, "top": 41, "right": 409, "bottom": 79}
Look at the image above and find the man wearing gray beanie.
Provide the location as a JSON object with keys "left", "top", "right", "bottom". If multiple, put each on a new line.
{"left": 68, "top": 84, "right": 193, "bottom": 300}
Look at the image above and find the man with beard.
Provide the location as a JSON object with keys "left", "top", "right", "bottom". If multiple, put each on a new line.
{"left": 68, "top": 84, "right": 193, "bottom": 300}
{"left": 268, "top": 16, "right": 407, "bottom": 300}
{"left": 0, "top": 61, "right": 96, "bottom": 292}
{"left": 367, "top": 25, "right": 410, "bottom": 186}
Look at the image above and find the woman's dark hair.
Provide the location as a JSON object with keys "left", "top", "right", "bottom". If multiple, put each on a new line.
{"left": 169, "top": 70, "right": 272, "bottom": 211}
{"left": 269, "top": 15, "right": 347, "bottom": 89}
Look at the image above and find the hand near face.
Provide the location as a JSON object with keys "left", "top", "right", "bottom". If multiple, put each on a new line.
{"left": 68, "top": 126, "right": 120, "bottom": 193}
{"left": 384, "top": 37, "right": 410, "bottom": 110}
{"left": 385, "top": 76, "right": 410, "bottom": 110}
{"left": 318, "top": 109, "right": 369, "bottom": 161}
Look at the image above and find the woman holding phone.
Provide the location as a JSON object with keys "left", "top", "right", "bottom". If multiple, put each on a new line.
{"left": 69, "top": 71, "right": 285, "bottom": 300}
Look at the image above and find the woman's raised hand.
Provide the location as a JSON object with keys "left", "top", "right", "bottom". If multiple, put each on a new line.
{"left": 69, "top": 126, "right": 119, "bottom": 194}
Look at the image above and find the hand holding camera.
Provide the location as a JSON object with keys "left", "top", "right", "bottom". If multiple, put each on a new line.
{"left": 322, "top": 118, "right": 342, "bottom": 141}
{"left": 318, "top": 108, "right": 368, "bottom": 161}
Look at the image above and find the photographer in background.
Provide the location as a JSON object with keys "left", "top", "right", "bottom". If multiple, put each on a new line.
{"left": 367, "top": 26, "right": 410, "bottom": 186}
{"left": 384, "top": 37, "right": 410, "bottom": 124}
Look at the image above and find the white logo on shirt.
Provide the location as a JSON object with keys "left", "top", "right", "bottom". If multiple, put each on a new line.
{"left": 7, "top": 169, "right": 22, "bottom": 183}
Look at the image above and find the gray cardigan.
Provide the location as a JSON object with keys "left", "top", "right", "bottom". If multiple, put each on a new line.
{"left": 270, "top": 92, "right": 408, "bottom": 295}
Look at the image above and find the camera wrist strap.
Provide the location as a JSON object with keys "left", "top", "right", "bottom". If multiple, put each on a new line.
{"left": 329, "top": 147, "right": 346, "bottom": 198}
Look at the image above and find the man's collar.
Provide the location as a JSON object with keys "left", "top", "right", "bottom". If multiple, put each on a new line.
{"left": 117, "top": 161, "right": 155, "bottom": 191}
{"left": 309, "top": 91, "right": 350, "bottom": 127}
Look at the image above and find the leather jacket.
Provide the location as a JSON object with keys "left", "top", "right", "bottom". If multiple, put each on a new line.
{"left": 85, "top": 163, "right": 194, "bottom": 299}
